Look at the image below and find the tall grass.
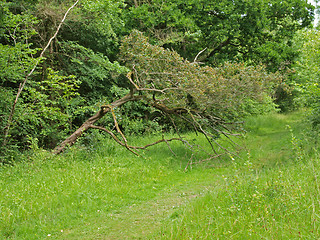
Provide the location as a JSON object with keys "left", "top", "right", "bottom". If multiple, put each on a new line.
{"left": 158, "top": 111, "right": 320, "bottom": 239}
{"left": 158, "top": 154, "right": 320, "bottom": 239}
{"left": 1, "top": 110, "right": 319, "bottom": 239}
{"left": 0, "top": 132, "right": 222, "bottom": 239}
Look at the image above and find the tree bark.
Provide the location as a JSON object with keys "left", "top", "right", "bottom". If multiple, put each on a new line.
{"left": 53, "top": 90, "right": 140, "bottom": 154}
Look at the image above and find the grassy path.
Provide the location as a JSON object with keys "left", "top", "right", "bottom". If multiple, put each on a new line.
{"left": 58, "top": 111, "right": 310, "bottom": 239}
{"left": 64, "top": 176, "right": 222, "bottom": 239}
{"left": 1, "top": 110, "right": 319, "bottom": 239}
{"left": 157, "top": 111, "right": 320, "bottom": 239}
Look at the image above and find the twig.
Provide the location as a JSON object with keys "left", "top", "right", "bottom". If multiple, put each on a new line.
{"left": 132, "top": 137, "right": 184, "bottom": 149}
{"left": 109, "top": 105, "right": 128, "bottom": 144}
{"left": 163, "top": 135, "right": 177, "bottom": 156}
{"left": 89, "top": 124, "right": 184, "bottom": 156}
{"left": 89, "top": 125, "right": 141, "bottom": 156}
{"left": 193, "top": 47, "right": 207, "bottom": 64}
{"left": 184, "top": 154, "right": 194, "bottom": 171}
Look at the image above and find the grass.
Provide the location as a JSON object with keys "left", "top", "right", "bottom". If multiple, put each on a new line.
{"left": 1, "top": 110, "right": 320, "bottom": 239}
{"left": 157, "top": 111, "right": 320, "bottom": 239}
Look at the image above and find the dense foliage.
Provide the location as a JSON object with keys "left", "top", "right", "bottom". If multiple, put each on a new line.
{"left": 120, "top": 31, "right": 281, "bottom": 121}
{"left": 293, "top": 28, "right": 320, "bottom": 127}
{"left": 124, "top": 0, "right": 315, "bottom": 70}
{"left": 0, "top": 0, "right": 318, "bottom": 161}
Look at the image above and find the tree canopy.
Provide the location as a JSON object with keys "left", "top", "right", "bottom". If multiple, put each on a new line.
{"left": 293, "top": 28, "right": 320, "bottom": 126}
{"left": 124, "top": 0, "right": 315, "bottom": 70}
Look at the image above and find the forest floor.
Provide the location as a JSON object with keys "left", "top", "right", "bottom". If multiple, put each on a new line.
{"left": 1, "top": 110, "right": 320, "bottom": 239}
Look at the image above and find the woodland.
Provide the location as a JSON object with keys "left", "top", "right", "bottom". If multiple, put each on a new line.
{"left": 2, "top": 1, "right": 320, "bottom": 239}
{"left": 0, "top": 0, "right": 319, "bottom": 161}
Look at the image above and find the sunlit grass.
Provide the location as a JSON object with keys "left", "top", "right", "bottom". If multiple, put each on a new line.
{"left": 1, "top": 109, "right": 319, "bottom": 239}
{"left": 157, "top": 109, "right": 320, "bottom": 239}
{"left": 0, "top": 133, "right": 215, "bottom": 239}
{"left": 158, "top": 155, "right": 320, "bottom": 239}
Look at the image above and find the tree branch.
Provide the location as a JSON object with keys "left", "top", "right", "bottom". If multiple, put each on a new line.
{"left": 89, "top": 125, "right": 141, "bottom": 156}
{"left": 193, "top": 47, "right": 207, "bottom": 64}
{"left": 89, "top": 125, "right": 183, "bottom": 156}
{"left": 207, "top": 37, "right": 231, "bottom": 59}
{"left": 53, "top": 92, "right": 141, "bottom": 155}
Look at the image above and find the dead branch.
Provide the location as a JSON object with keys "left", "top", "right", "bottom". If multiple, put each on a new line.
{"left": 53, "top": 91, "right": 141, "bottom": 154}
{"left": 89, "top": 125, "right": 141, "bottom": 156}
{"left": 109, "top": 105, "right": 128, "bottom": 145}
{"left": 53, "top": 31, "right": 244, "bottom": 163}
{"left": 131, "top": 137, "right": 184, "bottom": 150}
{"left": 193, "top": 47, "right": 207, "bottom": 64}
{"left": 163, "top": 137, "right": 177, "bottom": 156}
{"left": 89, "top": 125, "right": 184, "bottom": 156}
{"left": 187, "top": 112, "right": 218, "bottom": 155}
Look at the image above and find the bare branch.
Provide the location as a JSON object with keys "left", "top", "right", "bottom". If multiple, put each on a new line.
{"left": 127, "top": 70, "right": 140, "bottom": 90}
{"left": 132, "top": 137, "right": 184, "bottom": 150}
{"left": 163, "top": 137, "right": 177, "bottom": 156}
{"left": 108, "top": 105, "right": 131, "bottom": 150}
{"left": 89, "top": 124, "right": 185, "bottom": 157}
{"left": 188, "top": 112, "right": 218, "bottom": 155}
{"left": 89, "top": 125, "right": 141, "bottom": 156}
{"left": 193, "top": 47, "right": 207, "bottom": 64}
{"left": 53, "top": 92, "right": 141, "bottom": 154}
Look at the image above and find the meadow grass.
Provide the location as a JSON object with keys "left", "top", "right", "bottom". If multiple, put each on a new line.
{"left": 157, "top": 111, "right": 320, "bottom": 239}
{"left": 0, "top": 110, "right": 319, "bottom": 239}
{"left": 0, "top": 132, "right": 225, "bottom": 239}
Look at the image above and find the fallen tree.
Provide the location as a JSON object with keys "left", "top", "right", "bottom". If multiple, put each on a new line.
{"left": 54, "top": 31, "right": 282, "bottom": 161}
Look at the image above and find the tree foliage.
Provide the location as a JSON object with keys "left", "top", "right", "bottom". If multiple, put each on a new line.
{"left": 293, "top": 28, "right": 320, "bottom": 126}
{"left": 54, "top": 31, "right": 281, "bottom": 159}
{"left": 124, "top": 0, "right": 315, "bottom": 70}
{"left": 120, "top": 31, "right": 281, "bottom": 120}
{"left": 0, "top": 0, "right": 316, "bottom": 162}
{"left": 0, "top": 0, "right": 125, "bottom": 156}
{"left": 0, "top": 0, "right": 83, "bottom": 160}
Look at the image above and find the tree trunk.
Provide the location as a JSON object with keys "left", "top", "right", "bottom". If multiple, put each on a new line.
{"left": 53, "top": 90, "right": 140, "bottom": 154}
